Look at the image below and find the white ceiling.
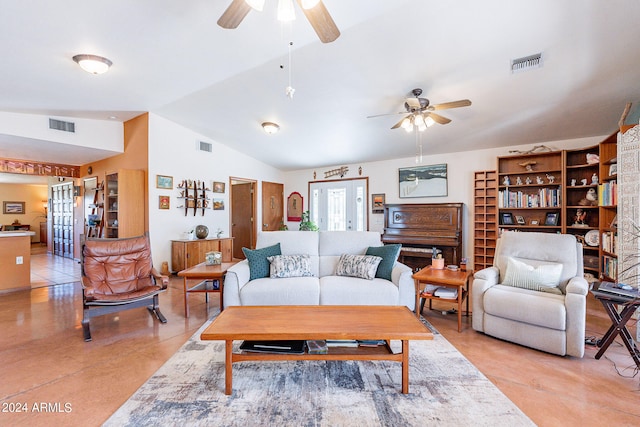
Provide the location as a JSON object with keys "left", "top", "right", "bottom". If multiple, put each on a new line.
{"left": 1, "top": 0, "right": 640, "bottom": 181}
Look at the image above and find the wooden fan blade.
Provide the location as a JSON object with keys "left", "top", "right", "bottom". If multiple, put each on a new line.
{"left": 391, "top": 115, "right": 410, "bottom": 129}
{"left": 428, "top": 112, "right": 452, "bottom": 124}
{"left": 217, "top": 0, "right": 252, "bottom": 29}
{"left": 366, "top": 112, "right": 405, "bottom": 119}
{"left": 431, "top": 99, "right": 472, "bottom": 110}
{"left": 296, "top": 0, "right": 340, "bottom": 43}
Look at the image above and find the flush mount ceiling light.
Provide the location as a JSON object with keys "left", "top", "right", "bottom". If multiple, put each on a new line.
{"left": 72, "top": 54, "right": 112, "bottom": 74}
{"left": 262, "top": 122, "right": 280, "bottom": 134}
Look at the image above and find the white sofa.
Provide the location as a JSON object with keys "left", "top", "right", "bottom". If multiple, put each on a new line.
{"left": 472, "top": 232, "right": 587, "bottom": 357}
{"left": 224, "top": 231, "right": 415, "bottom": 309}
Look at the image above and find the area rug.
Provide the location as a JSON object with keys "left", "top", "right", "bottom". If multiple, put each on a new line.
{"left": 105, "top": 314, "right": 533, "bottom": 427}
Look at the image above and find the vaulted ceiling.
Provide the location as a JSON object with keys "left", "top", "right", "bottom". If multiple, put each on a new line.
{"left": 1, "top": 0, "right": 639, "bottom": 179}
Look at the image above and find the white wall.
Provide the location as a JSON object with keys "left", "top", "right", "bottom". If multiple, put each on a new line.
{"left": 284, "top": 135, "right": 606, "bottom": 266}
{"left": 147, "top": 113, "right": 285, "bottom": 267}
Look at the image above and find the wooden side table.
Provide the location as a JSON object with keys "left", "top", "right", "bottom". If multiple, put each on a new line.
{"left": 178, "top": 261, "right": 237, "bottom": 317}
{"left": 412, "top": 266, "right": 473, "bottom": 332}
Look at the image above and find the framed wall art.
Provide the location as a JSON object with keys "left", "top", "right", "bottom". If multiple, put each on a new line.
{"left": 544, "top": 212, "right": 559, "bottom": 226}
{"left": 500, "top": 212, "right": 514, "bottom": 225}
{"left": 213, "top": 181, "right": 226, "bottom": 193}
{"left": 372, "top": 193, "right": 385, "bottom": 213}
{"left": 159, "top": 195, "right": 170, "bottom": 210}
{"left": 3, "top": 201, "right": 25, "bottom": 214}
{"left": 287, "top": 192, "right": 303, "bottom": 221}
{"left": 156, "top": 175, "right": 173, "bottom": 189}
{"left": 213, "top": 199, "right": 225, "bottom": 210}
{"left": 399, "top": 164, "right": 447, "bottom": 198}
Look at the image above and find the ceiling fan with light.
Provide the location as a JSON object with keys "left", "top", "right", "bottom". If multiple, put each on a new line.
{"left": 368, "top": 88, "right": 472, "bottom": 132}
{"left": 218, "top": 0, "right": 340, "bottom": 43}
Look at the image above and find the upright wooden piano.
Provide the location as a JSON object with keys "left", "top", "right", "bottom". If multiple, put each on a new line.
{"left": 382, "top": 203, "right": 463, "bottom": 272}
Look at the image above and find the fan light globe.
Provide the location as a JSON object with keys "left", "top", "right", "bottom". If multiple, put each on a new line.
{"left": 277, "top": 0, "right": 296, "bottom": 21}
{"left": 245, "top": 0, "right": 265, "bottom": 11}
{"left": 301, "top": 0, "right": 320, "bottom": 9}
{"left": 425, "top": 116, "right": 435, "bottom": 127}
{"left": 72, "top": 54, "right": 112, "bottom": 74}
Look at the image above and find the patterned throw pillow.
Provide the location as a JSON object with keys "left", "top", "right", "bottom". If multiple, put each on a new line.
{"left": 502, "top": 257, "right": 563, "bottom": 294}
{"left": 335, "top": 254, "right": 383, "bottom": 280}
{"left": 267, "top": 254, "right": 314, "bottom": 278}
{"left": 366, "top": 244, "right": 401, "bottom": 281}
{"left": 242, "top": 243, "right": 281, "bottom": 281}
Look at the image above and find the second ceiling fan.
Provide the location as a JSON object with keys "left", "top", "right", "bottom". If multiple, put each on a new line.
{"left": 217, "top": 0, "right": 340, "bottom": 43}
{"left": 368, "top": 88, "right": 472, "bottom": 131}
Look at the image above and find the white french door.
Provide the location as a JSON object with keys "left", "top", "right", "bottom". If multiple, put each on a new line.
{"left": 309, "top": 178, "right": 367, "bottom": 231}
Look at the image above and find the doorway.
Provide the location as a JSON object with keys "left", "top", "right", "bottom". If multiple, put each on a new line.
{"left": 261, "top": 181, "right": 284, "bottom": 232}
{"left": 309, "top": 178, "right": 368, "bottom": 231}
{"left": 230, "top": 177, "right": 257, "bottom": 259}
{"left": 51, "top": 181, "right": 74, "bottom": 259}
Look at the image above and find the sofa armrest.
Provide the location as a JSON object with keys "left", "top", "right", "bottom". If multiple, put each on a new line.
{"left": 391, "top": 262, "right": 415, "bottom": 311}
{"left": 565, "top": 276, "right": 588, "bottom": 296}
{"left": 471, "top": 266, "right": 499, "bottom": 332}
{"left": 223, "top": 260, "right": 250, "bottom": 307}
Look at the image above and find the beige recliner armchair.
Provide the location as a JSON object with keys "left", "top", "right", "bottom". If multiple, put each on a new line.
{"left": 472, "top": 231, "right": 587, "bottom": 357}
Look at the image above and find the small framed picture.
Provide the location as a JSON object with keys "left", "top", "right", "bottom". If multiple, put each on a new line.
{"left": 159, "top": 195, "right": 170, "bottom": 210}
{"left": 530, "top": 219, "right": 539, "bottom": 225}
{"left": 213, "top": 181, "right": 226, "bottom": 193}
{"left": 609, "top": 164, "right": 617, "bottom": 176}
{"left": 156, "top": 175, "right": 173, "bottom": 189}
{"left": 213, "top": 199, "right": 225, "bottom": 210}
{"left": 500, "top": 213, "right": 514, "bottom": 225}
{"left": 515, "top": 215, "right": 525, "bottom": 225}
{"left": 544, "top": 212, "right": 559, "bottom": 226}
{"left": 372, "top": 193, "right": 385, "bottom": 213}
{"left": 3, "top": 201, "right": 25, "bottom": 214}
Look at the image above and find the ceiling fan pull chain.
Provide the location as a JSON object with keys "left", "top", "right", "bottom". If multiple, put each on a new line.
{"left": 285, "top": 41, "right": 295, "bottom": 99}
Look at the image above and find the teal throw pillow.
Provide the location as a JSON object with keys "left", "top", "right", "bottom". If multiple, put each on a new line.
{"left": 242, "top": 243, "right": 282, "bottom": 281}
{"left": 366, "top": 244, "right": 402, "bottom": 281}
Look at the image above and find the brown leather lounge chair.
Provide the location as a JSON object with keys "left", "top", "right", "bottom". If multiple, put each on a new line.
{"left": 81, "top": 234, "right": 168, "bottom": 341}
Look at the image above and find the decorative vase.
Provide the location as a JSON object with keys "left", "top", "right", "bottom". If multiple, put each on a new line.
{"left": 195, "top": 225, "right": 209, "bottom": 239}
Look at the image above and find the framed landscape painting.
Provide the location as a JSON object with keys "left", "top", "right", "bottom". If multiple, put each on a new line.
{"left": 399, "top": 164, "right": 448, "bottom": 198}
{"left": 3, "top": 201, "right": 25, "bottom": 214}
{"left": 156, "top": 175, "right": 173, "bottom": 189}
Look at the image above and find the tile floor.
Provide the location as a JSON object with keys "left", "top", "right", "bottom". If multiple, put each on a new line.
{"left": 1, "top": 246, "right": 639, "bottom": 426}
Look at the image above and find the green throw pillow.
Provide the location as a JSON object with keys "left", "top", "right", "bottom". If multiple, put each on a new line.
{"left": 366, "top": 244, "right": 402, "bottom": 281}
{"left": 242, "top": 243, "right": 281, "bottom": 281}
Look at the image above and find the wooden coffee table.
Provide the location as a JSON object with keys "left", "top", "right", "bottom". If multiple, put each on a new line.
{"left": 412, "top": 266, "right": 473, "bottom": 332}
{"left": 200, "top": 305, "right": 433, "bottom": 395}
{"left": 178, "top": 261, "right": 237, "bottom": 317}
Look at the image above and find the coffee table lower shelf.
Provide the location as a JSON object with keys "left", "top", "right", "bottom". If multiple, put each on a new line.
{"left": 223, "top": 340, "right": 409, "bottom": 395}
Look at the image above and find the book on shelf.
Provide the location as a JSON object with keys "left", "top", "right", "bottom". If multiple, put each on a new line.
{"left": 239, "top": 340, "right": 305, "bottom": 354}
{"left": 325, "top": 339, "right": 359, "bottom": 347}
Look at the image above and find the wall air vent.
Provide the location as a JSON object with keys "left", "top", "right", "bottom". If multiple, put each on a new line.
{"left": 198, "top": 141, "right": 212, "bottom": 153}
{"left": 49, "top": 118, "right": 75, "bottom": 133}
{"left": 511, "top": 53, "right": 542, "bottom": 73}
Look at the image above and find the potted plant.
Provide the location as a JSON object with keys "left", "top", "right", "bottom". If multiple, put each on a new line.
{"left": 299, "top": 210, "right": 318, "bottom": 231}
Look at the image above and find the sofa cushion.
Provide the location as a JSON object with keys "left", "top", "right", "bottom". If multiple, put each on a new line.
{"left": 484, "top": 284, "right": 566, "bottom": 330}
{"left": 335, "top": 254, "right": 382, "bottom": 280}
{"left": 320, "top": 276, "right": 399, "bottom": 305}
{"left": 242, "top": 243, "right": 281, "bottom": 281}
{"left": 502, "top": 257, "right": 563, "bottom": 294}
{"left": 267, "top": 254, "right": 314, "bottom": 278}
{"left": 239, "top": 276, "right": 320, "bottom": 305}
{"left": 366, "top": 244, "right": 401, "bottom": 281}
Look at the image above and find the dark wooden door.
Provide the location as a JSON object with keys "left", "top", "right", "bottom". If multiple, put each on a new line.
{"left": 261, "top": 181, "right": 284, "bottom": 231}
{"left": 231, "top": 181, "right": 254, "bottom": 259}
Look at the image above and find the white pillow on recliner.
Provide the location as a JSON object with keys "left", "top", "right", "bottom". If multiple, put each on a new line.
{"left": 502, "top": 257, "right": 563, "bottom": 294}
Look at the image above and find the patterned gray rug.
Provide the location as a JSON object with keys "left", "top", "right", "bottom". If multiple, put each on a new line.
{"left": 105, "top": 314, "right": 533, "bottom": 427}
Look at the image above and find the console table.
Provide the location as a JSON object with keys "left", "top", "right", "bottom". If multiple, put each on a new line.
{"left": 590, "top": 283, "right": 640, "bottom": 369}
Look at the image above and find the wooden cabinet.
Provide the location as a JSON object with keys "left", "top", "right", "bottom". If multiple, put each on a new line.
{"left": 473, "top": 170, "right": 498, "bottom": 271}
{"left": 171, "top": 238, "right": 233, "bottom": 272}
{"left": 497, "top": 150, "right": 563, "bottom": 234}
{"left": 564, "top": 145, "right": 601, "bottom": 276}
{"left": 598, "top": 132, "right": 618, "bottom": 281}
{"left": 105, "top": 169, "right": 145, "bottom": 238}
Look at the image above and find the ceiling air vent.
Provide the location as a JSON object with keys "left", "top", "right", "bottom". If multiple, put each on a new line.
{"left": 49, "top": 118, "right": 75, "bottom": 133}
{"left": 198, "top": 141, "right": 212, "bottom": 153}
{"left": 511, "top": 53, "right": 542, "bottom": 73}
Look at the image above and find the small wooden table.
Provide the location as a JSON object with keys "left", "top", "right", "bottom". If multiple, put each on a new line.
{"left": 178, "top": 261, "right": 236, "bottom": 317}
{"left": 200, "top": 305, "right": 433, "bottom": 395}
{"left": 412, "top": 266, "right": 473, "bottom": 332}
